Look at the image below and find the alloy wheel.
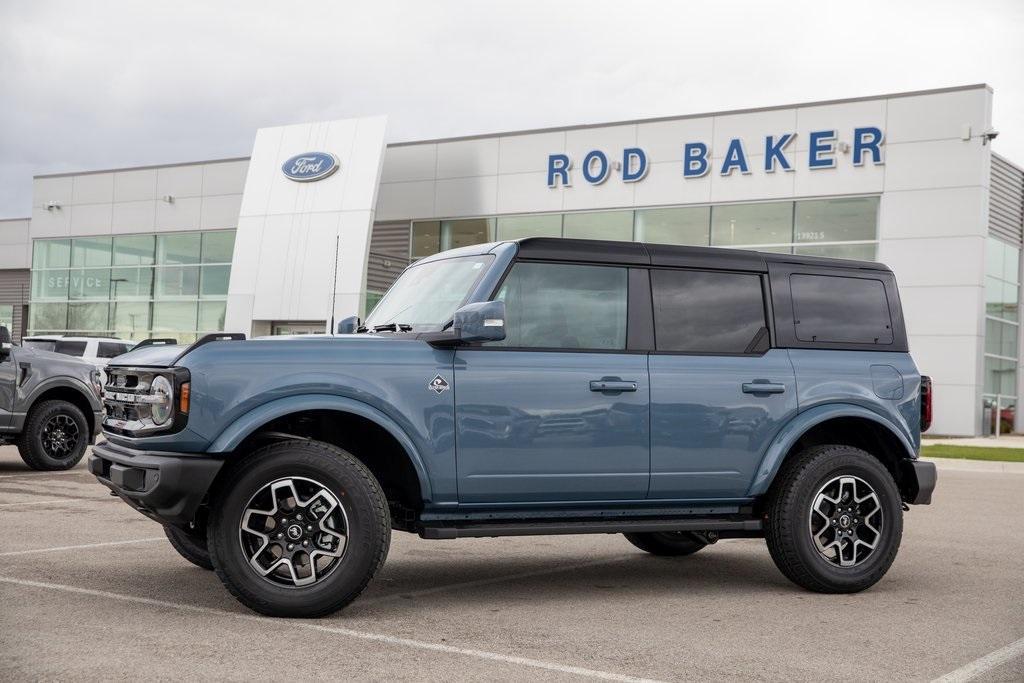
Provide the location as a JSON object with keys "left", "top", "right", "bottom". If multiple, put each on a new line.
{"left": 807, "top": 475, "right": 883, "bottom": 568}
{"left": 41, "top": 414, "right": 80, "bottom": 459}
{"left": 238, "top": 477, "right": 348, "bottom": 587}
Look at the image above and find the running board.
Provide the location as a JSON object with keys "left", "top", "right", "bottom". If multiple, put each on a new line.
{"left": 419, "top": 517, "right": 762, "bottom": 540}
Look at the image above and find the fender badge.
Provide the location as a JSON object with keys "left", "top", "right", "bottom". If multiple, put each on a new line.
{"left": 429, "top": 374, "right": 450, "bottom": 394}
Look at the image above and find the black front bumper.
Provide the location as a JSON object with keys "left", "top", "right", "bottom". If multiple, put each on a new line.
{"left": 89, "top": 440, "right": 224, "bottom": 526}
{"left": 901, "top": 459, "right": 937, "bottom": 505}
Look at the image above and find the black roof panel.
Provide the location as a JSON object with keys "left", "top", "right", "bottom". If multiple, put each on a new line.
{"left": 512, "top": 237, "right": 890, "bottom": 273}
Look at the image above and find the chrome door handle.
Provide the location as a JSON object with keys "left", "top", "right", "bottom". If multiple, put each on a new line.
{"left": 590, "top": 380, "right": 638, "bottom": 393}
{"left": 742, "top": 381, "right": 786, "bottom": 394}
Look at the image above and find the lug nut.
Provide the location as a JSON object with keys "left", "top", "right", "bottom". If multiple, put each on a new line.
{"left": 297, "top": 514, "right": 303, "bottom": 521}
{"left": 287, "top": 543, "right": 294, "bottom": 551}
{"left": 306, "top": 525, "right": 313, "bottom": 532}
{"left": 302, "top": 540, "right": 308, "bottom": 547}
{"left": 276, "top": 533, "right": 283, "bottom": 539}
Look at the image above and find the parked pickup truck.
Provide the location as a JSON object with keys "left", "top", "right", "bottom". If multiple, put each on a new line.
{"left": 89, "top": 237, "right": 936, "bottom": 617}
{"left": 1, "top": 326, "right": 105, "bottom": 470}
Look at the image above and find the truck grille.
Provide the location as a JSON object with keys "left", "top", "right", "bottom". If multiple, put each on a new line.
{"left": 103, "top": 368, "right": 159, "bottom": 435}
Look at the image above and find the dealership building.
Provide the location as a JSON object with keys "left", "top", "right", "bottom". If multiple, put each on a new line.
{"left": 1, "top": 83, "right": 1022, "bottom": 437}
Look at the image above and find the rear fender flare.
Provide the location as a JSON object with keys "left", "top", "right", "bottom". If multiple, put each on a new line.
{"left": 206, "top": 394, "right": 433, "bottom": 503}
{"left": 747, "top": 403, "right": 916, "bottom": 497}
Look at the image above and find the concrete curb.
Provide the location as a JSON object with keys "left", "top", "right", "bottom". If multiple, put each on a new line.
{"left": 921, "top": 457, "right": 1024, "bottom": 474}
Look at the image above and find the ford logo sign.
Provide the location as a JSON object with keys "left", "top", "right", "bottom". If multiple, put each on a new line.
{"left": 281, "top": 152, "right": 339, "bottom": 182}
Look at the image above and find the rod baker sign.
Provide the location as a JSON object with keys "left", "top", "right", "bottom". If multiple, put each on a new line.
{"left": 546, "top": 127, "right": 884, "bottom": 187}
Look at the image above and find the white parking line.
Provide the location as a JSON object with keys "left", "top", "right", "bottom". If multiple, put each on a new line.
{"left": 0, "top": 498, "right": 109, "bottom": 508}
{"left": 361, "top": 556, "right": 626, "bottom": 606}
{"left": 0, "top": 575, "right": 662, "bottom": 682}
{"left": 0, "top": 537, "right": 164, "bottom": 557}
{"left": 0, "top": 470, "right": 90, "bottom": 480}
{"left": 932, "top": 636, "right": 1024, "bottom": 682}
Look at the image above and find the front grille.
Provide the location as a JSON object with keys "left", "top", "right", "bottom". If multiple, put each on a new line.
{"left": 103, "top": 368, "right": 160, "bottom": 435}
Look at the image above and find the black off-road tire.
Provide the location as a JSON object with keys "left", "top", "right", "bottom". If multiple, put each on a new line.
{"left": 765, "top": 444, "right": 903, "bottom": 593}
{"left": 207, "top": 440, "right": 391, "bottom": 618}
{"left": 164, "top": 525, "right": 214, "bottom": 570}
{"left": 624, "top": 531, "right": 710, "bottom": 556}
{"left": 17, "top": 400, "right": 90, "bottom": 471}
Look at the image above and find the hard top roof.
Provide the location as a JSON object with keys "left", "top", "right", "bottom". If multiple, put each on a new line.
{"left": 511, "top": 237, "right": 890, "bottom": 272}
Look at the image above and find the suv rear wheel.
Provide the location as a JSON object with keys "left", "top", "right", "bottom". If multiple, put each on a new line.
{"left": 17, "top": 399, "right": 90, "bottom": 471}
{"left": 624, "top": 531, "right": 711, "bottom": 556}
{"left": 207, "top": 440, "right": 391, "bottom": 618}
{"left": 765, "top": 444, "right": 903, "bottom": 593}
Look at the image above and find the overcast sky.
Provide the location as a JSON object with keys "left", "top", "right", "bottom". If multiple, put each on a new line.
{"left": 1, "top": 0, "right": 1022, "bottom": 218}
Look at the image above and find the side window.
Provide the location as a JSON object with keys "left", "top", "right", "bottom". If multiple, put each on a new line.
{"left": 491, "top": 262, "right": 628, "bottom": 350}
{"left": 652, "top": 269, "right": 767, "bottom": 353}
{"left": 791, "top": 274, "right": 893, "bottom": 345}
{"left": 97, "top": 342, "right": 127, "bottom": 359}
{"left": 52, "top": 340, "right": 87, "bottom": 357}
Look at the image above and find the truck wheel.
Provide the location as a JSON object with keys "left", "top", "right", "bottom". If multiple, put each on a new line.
{"left": 164, "top": 525, "right": 214, "bottom": 570}
{"left": 624, "top": 531, "right": 710, "bottom": 556}
{"left": 207, "top": 440, "right": 391, "bottom": 618}
{"left": 17, "top": 400, "right": 90, "bottom": 471}
{"left": 765, "top": 444, "right": 903, "bottom": 593}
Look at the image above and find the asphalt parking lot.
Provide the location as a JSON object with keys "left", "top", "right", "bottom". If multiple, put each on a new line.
{"left": 0, "top": 445, "right": 1021, "bottom": 682}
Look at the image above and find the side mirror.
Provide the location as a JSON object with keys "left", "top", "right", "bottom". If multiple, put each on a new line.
{"left": 453, "top": 301, "right": 506, "bottom": 343}
{"left": 0, "top": 326, "right": 11, "bottom": 360}
{"left": 336, "top": 316, "right": 360, "bottom": 335}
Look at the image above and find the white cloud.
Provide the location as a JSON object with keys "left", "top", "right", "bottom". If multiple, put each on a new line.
{"left": 1, "top": 0, "right": 1022, "bottom": 216}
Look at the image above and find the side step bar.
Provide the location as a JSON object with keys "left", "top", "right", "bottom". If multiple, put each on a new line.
{"left": 419, "top": 517, "right": 762, "bottom": 540}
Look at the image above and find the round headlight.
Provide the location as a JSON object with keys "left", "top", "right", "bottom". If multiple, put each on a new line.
{"left": 150, "top": 375, "right": 173, "bottom": 426}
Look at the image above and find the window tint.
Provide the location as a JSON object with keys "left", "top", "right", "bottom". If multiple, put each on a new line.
{"left": 53, "top": 340, "right": 88, "bottom": 357}
{"left": 791, "top": 274, "right": 893, "bottom": 344}
{"left": 652, "top": 270, "right": 766, "bottom": 353}
{"left": 492, "top": 263, "right": 627, "bottom": 350}
{"left": 97, "top": 342, "right": 128, "bottom": 359}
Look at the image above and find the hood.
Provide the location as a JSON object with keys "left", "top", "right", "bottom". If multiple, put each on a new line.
{"left": 108, "top": 343, "right": 187, "bottom": 368}
{"left": 15, "top": 346, "right": 99, "bottom": 380}
{"left": 108, "top": 333, "right": 410, "bottom": 369}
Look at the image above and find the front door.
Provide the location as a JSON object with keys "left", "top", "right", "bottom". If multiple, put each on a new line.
{"left": 455, "top": 261, "right": 650, "bottom": 504}
{"left": 0, "top": 345, "right": 16, "bottom": 428}
{"left": 647, "top": 268, "right": 798, "bottom": 500}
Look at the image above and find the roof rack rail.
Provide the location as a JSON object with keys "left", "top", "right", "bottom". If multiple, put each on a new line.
{"left": 171, "top": 332, "right": 246, "bottom": 365}
{"left": 133, "top": 338, "right": 178, "bottom": 349}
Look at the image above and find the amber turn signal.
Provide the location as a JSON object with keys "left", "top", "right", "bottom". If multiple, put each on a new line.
{"left": 179, "top": 382, "right": 190, "bottom": 414}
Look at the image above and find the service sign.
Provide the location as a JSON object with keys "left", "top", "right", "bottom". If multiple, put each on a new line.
{"left": 281, "top": 152, "right": 340, "bottom": 182}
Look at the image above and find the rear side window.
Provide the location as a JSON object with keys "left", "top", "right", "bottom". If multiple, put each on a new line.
{"left": 652, "top": 269, "right": 767, "bottom": 353}
{"left": 24, "top": 339, "right": 56, "bottom": 352}
{"left": 97, "top": 342, "right": 129, "bottom": 359}
{"left": 791, "top": 274, "right": 893, "bottom": 344}
{"left": 491, "top": 262, "right": 628, "bottom": 350}
{"left": 53, "top": 340, "right": 87, "bottom": 357}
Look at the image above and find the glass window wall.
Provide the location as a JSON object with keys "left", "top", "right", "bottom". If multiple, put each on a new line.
{"left": 29, "top": 230, "right": 235, "bottom": 343}
{"left": 982, "top": 236, "right": 1021, "bottom": 436}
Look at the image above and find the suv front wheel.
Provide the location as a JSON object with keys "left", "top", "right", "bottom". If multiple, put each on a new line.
{"left": 765, "top": 444, "right": 903, "bottom": 593}
{"left": 17, "top": 399, "right": 90, "bottom": 471}
{"left": 207, "top": 440, "right": 391, "bottom": 618}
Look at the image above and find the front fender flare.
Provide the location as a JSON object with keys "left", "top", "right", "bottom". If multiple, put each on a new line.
{"left": 206, "top": 394, "right": 434, "bottom": 503}
{"left": 746, "top": 403, "right": 916, "bottom": 497}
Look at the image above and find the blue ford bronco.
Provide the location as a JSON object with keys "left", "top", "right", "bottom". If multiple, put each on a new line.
{"left": 89, "top": 237, "right": 936, "bottom": 617}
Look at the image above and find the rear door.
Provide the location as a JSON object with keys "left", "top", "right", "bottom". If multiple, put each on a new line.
{"left": 648, "top": 268, "right": 797, "bottom": 500}
{"left": 454, "top": 261, "right": 650, "bottom": 504}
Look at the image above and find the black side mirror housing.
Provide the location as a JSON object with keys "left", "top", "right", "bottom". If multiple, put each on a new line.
{"left": 0, "top": 326, "right": 11, "bottom": 360}
{"left": 336, "top": 316, "right": 360, "bottom": 335}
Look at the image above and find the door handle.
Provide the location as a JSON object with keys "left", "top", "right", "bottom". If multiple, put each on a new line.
{"left": 742, "top": 381, "right": 786, "bottom": 395}
{"left": 589, "top": 380, "right": 638, "bottom": 393}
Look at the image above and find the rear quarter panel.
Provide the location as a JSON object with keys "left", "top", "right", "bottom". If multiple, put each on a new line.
{"left": 787, "top": 349, "right": 922, "bottom": 450}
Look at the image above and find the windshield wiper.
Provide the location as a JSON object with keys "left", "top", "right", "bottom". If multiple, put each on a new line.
{"left": 372, "top": 323, "right": 413, "bottom": 333}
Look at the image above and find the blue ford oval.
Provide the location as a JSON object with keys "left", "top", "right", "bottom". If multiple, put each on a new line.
{"left": 281, "top": 152, "right": 339, "bottom": 182}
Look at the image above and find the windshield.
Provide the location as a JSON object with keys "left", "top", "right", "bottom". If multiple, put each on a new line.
{"left": 23, "top": 339, "right": 57, "bottom": 352}
{"left": 364, "top": 255, "right": 493, "bottom": 330}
